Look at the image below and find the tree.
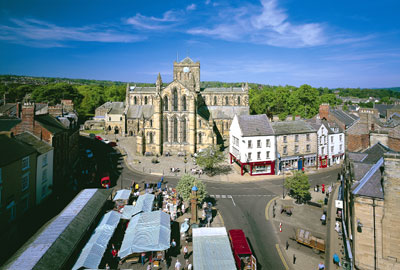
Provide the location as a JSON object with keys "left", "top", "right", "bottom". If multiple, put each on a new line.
{"left": 176, "top": 174, "right": 208, "bottom": 202}
{"left": 196, "top": 145, "right": 225, "bottom": 174}
{"left": 284, "top": 171, "right": 311, "bottom": 203}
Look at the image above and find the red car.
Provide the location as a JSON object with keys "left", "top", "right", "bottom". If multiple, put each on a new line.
{"left": 109, "top": 141, "right": 117, "bottom": 147}
{"left": 101, "top": 176, "right": 111, "bottom": 189}
{"left": 95, "top": 136, "right": 103, "bottom": 141}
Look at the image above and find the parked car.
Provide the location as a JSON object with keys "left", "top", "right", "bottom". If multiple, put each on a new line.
{"left": 86, "top": 149, "right": 93, "bottom": 158}
{"left": 95, "top": 135, "right": 103, "bottom": 141}
{"left": 103, "top": 139, "right": 110, "bottom": 144}
{"left": 109, "top": 141, "right": 117, "bottom": 147}
{"left": 101, "top": 176, "right": 111, "bottom": 189}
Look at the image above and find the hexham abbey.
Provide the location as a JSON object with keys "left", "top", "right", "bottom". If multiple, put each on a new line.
{"left": 95, "top": 57, "right": 249, "bottom": 155}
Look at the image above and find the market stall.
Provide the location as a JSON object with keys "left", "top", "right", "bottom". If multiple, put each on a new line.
{"left": 118, "top": 210, "right": 171, "bottom": 264}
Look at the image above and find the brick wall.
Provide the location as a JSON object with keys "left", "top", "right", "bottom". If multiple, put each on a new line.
{"left": 319, "top": 104, "right": 330, "bottom": 120}
{"left": 347, "top": 134, "right": 369, "bottom": 152}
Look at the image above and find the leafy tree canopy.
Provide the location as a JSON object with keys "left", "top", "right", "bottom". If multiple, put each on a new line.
{"left": 176, "top": 174, "right": 208, "bottom": 202}
{"left": 196, "top": 145, "right": 225, "bottom": 174}
{"left": 284, "top": 171, "right": 311, "bottom": 203}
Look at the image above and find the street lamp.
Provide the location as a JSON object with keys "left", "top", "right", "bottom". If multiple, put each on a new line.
{"left": 282, "top": 167, "right": 285, "bottom": 199}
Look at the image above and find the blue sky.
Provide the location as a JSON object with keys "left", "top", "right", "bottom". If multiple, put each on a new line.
{"left": 0, "top": 0, "right": 399, "bottom": 88}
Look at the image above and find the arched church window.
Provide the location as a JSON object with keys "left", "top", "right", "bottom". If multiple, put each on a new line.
{"left": 134, "top": 96, "right": 137, "bottom": 105}
{"left": 173, "top": 117, "right": 178, "bottom": 142}
{"left": 163, "top": 96, "right": 169, "bottom": 111}
{"left": 198, "top": 120, "right": 202, "bottom": 128}
{"left": 199, "top": 133, "right": 202, "bottom": 144}
{"left": 145, "top": 96, "right": 148, "bottom": 104}
{"left": 237, "top": 96, "right": 240, "bottom": 105}
{"left": 182, "top": 118, "right": 187, "bottom": 142}
{"left": 182, "top": 96, "right": 187, "bottom": 111}
{"left": 173, "top": 88, "right": 178, "bottom": 111}
{"left": 225, "top": 96, "right": 229, "bottom": 105}
{"left": 150, "top": 132, "right": 154, "bottom": 144}
{"left": 214, "top": 96, "right": 217, "bottom": 105}
{"left": 150, "top": 119, "right": 153, "bottom": 127}
{"left": 163, "top": 117, "right": 168, "bottom": 142}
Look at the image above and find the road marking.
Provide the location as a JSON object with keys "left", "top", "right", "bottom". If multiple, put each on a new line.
{"left": 275, "top": 244, "right": 289, "bottom": 270}
{"left": 210, "top": 194, "right": 273, "bottom": 198}
{"left": 230, "top": 196, "right": 236, "bottom": 207}
{"left": 221, "top": 195, "right": 226, "bottom": 198}
{"left": 265, "top": 196, "right": 279, "bottom": 221}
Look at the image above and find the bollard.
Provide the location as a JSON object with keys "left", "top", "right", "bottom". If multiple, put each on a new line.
{"left": 286, "top": 240, "right": 289, "bottom": 250}
{"left": 293, "top": 254, "right": 296, "bottom": 264}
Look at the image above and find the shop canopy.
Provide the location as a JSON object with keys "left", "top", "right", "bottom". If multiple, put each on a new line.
{"left": 193, "top": 227, "right": 236, "bottom": 270}
{"left": 121, "top": 193, "right": 155, "bottom": 220}
{"left": 72, "top": 210, "right": 121, "bottom": 270}
{"left": 118, "top": 210, "right": 170, "bottom": 259}
{"left": 113, "top": 189, "right": 131, "bottom": 201}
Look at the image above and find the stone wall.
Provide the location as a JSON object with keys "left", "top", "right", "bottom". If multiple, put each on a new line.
{"left": 382, "top": 153, "right": 400, "bottom": 266}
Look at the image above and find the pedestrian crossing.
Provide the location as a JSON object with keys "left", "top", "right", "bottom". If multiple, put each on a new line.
{"left": 210, "top": 194, "right": 273, "bottom": 198}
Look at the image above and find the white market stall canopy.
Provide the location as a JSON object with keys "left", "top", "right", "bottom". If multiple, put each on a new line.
{"left": 72, "top": 210, "right": 121, "bottom": 270}
{"left": 193, "top": 227, "right": 236, "bottom": 270}
{"left": 113, "top": 189, "right": 131, "bottom": 201}
{"left": 121, "top": 193, "right": 155, "bottom": 220}
{"left": 118, "top": 210, "right": 170, "bottom": 259}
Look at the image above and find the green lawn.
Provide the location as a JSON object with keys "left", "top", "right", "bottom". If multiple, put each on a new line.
{"left": 81, "top": 129, "right": 103, "bottom": 134}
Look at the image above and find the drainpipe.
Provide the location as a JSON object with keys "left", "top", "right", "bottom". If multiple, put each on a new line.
{"left": 373, "top": 198, "right": 377, "bottom": 270}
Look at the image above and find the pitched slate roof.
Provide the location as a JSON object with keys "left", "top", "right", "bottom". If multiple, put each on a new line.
{"left": 198, "top": 106, "right": 249, "bottom": 120}
{"left": 237, "top": 114, "right": 274, "bottom": 137}
{"left": 330, "top": 109, "right": 359, "bottom": 127}
{"left": 202, "top": 87, "right": 245, "bottom": 93}
{"left": 126, "top": 105, "right": 154, "bottom": 119}
{"left": 374, "top": 104, "right": 394, "bottom": 118}
{"left": 271, "top": 120, "right": 315, "bottom": 135}
{"left": 128, "top": 86, "right": 157, "bottom": 93}
{"left": 352, "top": 157, "right": 384, "bottom": 199}
{"left": 0, "top": 134, "right": 36, "bottom": 167}
{"left": 361, "top": 142, "right": 395, "bottom": 164}
{"left": 0, "top": 103, "right": 16, "bottom": 115}
{"left": 0, "top": 116, "right": 21, "bottom": 131}
{"left": 180, "top": 56, "right": 194, "bottom": 64}
{"left": 107, "top": 102, "right": 125, "bottom": 115}
{"left": 35, "top": 114, "right": 67, "bottom": 134}
{"left": 15, "top": 132, "right": 53, "bottom": 155}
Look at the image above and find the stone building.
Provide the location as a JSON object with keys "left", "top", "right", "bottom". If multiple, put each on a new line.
{"left": 271, "top": 120, "right": 317, "bottom": 170}
{"left": 343, "top": 143, "right": 400, "bottom": 270}
{"left": 101, "top": 57, "right": 249, "bottom": 155}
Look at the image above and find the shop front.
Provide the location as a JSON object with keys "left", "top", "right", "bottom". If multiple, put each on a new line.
{"left": 230, "top": 153, "right": 275, "bottom": 176}
{"left": 319, "top": 155, "right": 328, "bottom": 168}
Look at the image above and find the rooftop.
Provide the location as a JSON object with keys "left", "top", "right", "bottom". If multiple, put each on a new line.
{"left": 330, "top": 109, "right": 359, "bottom": 127}
{"left": 126, "top": 105, "right": 154, "bottom": 119}
{"left": 15, "top": 132, "right": 53, "bottom": 154}
{"left": 0, "top": 134, "right": 36, "bottom": 167}
{"left": 271, "top": 120, "right": 315, "bottom": 135}
{"left": 237, "top": 114, "right": 274, "bottom": 137}
{"left": 36, "top": 114, "right": 67, "bottom": 134}
{"left": 198, "top": 105, "right": 249, "bottom": 120}
{"left": 0, "top": 116, "right": 21, "bottom": 131}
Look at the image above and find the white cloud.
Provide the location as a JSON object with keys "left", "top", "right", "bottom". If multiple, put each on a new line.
{"left": 186, "top": 4, "right": 196, "bottom": 11}
{"left": 0, "top": 18, "right": 143, "bottom": 47}
{"left": 125, "top": 10, "right": 181, "bottom": 30}
{"left": 187, "top": 0, "right": 327, "bottom": 48}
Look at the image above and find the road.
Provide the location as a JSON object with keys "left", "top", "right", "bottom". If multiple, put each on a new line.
{"left": 113, "top": 149, "right": 340, "bottom": 270}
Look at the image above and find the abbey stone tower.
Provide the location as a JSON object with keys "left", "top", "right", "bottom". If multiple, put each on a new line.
{"left": 116, "top": 57, "right": 249, "bottom": 155}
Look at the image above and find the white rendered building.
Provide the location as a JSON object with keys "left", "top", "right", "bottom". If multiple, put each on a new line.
{"left": 229, "top": 114, "right": 276, "bottom": 175}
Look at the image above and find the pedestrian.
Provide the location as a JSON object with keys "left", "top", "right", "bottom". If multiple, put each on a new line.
{"left": 328, "top": 185, "right": 332, "bottom": 195}
{"left": 105, "top": 263, "right": 110, "bottom": 270}
{"left": 286, "top": 240, "right": 289, "bottom": 250}
{"left": 187, "top": 262, "right": 192, "bottom": 270}
{"left": 135, "top": 183, "right": 139, "bottom": 191}
{"left": 183, "top": 245, "right": 188, "bottom": 259}
{"left": 111, "top": 244, "right": 117, "bottom": 258}
{"left": 318, "top": 262, "right": 325, "bottom": 269}
{"left": 175, "top": 259, "right": 182, "bottom": 270}
{"left": 161, "top": 176, "right": 164, "bottom": 183}
{"left": 147, "top": 264, "right": 151, "bottom": 270}
{"left": 182, "top": 203, "right": 185, "bottom": 214}
{"left": 141, "top": 252, "right": 146, "bottom": 265}
{"left": 171, "top": 238, "right": 177, "bottom": 247}
{"left": 322, "top": 184, "right": 325, "bottom": 193}
{"left": 293, "top": 254, "right": 296, "bottom": 264}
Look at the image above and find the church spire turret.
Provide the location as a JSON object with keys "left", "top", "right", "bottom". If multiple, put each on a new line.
{"left": 156, "top": 73, "right": 162, "bottom": 93}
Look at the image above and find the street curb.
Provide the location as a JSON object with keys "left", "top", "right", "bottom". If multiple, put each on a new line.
{"left": 265, "top": 196, "right": 293, "bottom": 270}
{"left": 266, "top": 196, "right": 280, "bottom": 221}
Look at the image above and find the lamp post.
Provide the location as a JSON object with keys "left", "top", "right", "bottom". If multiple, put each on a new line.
{"left": 191, "top": 186, "right": 199, "bottom": 224}
{"left": 282, "top": 167, "right": 285, "bottom": 199}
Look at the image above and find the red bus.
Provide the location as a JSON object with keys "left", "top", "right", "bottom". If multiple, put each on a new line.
{"left": 228, "top": 229, "right": 257, "bottom": 270}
